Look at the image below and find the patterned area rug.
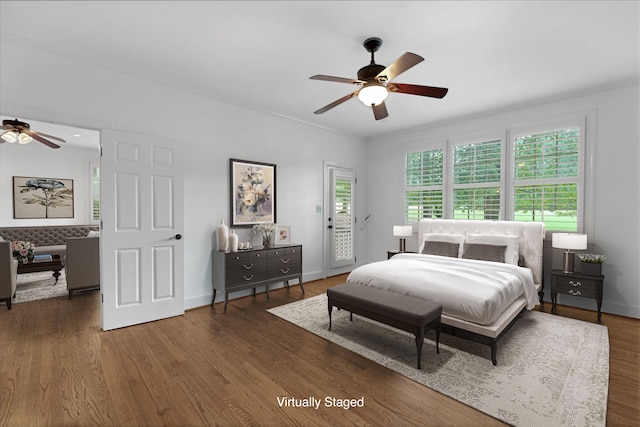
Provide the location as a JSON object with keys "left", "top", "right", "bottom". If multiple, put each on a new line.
{"left": 268, "top": 294, "right": 609, "bottom": 427}
{"left": 15, "top": 270, "right": 68, "bottom": 303}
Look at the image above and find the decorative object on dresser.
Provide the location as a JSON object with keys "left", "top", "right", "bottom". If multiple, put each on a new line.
{"left": 551, "top": 269, "right": 604, "bottom": 323}
{"left": 393, "top": 225, "right": 412, "bottom": 252}
{"left": 212, "top": 244, "right": 303, "bottom": 313}
{"left": 551, "top": 232, "right": 587, "bottom": 273}
{"left": 228, "top": 230, "right": 239, "bottom": 252}
{"left": 216, "top": 220, "right": 228, "bottom": 251}
{"left": 252, "top": 222, "right": 277, "bottom": 248}
{"left": 275, "top": 225, "right": 291, "bottom": 244}
{"left": 230, "top": 158, "right": 276, "bottom": 226}
{"left": 13, "top": 176, "right": 74, "bottom": 219}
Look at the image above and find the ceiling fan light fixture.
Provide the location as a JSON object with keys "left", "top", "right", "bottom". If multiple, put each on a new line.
{"left": 18, "top": 132, "right": 33, "bottom": 144}
{"left": 1, "top": 130, "right": 17, "bottom": 143}
{"left": 358, "top": 84, "right": 388, "bottom": 106}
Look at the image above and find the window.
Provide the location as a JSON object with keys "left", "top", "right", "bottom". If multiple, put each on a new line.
{"left": 452, "top": 140, "right": 501, "bottom": 220}
{"left": 403, "top": 118, "right": 584, "bottom": 232}
{"left": 513, "top": 127, "right": 580, "bottom": 231}
{"left": 404, "top": 149, "right": 443, "bottom": 222}
{"left": 90, "top": 162, "right": 100, "bottom": 222}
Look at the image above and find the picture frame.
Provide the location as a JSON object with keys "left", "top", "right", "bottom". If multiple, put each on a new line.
{"left": 13, "top": 176, "right": 74, "bottom": 219}
{"left": 276, "top": 225, "right": 291, "bottom": 244}
{"left": 230, "top": 158, "right": 276, "bottom": 227}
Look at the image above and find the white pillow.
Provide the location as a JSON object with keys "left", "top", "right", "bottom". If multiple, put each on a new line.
{"left": 465, "top": 233, "right": 520, "bottom": 265}
{"left": 419, "top": 233, "right": 465, "bottom": 257}
{"left": 87, "top": 230, "right": 100, "bottom": 237}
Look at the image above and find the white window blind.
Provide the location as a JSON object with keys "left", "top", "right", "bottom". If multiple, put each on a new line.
{"left": 452, "top": 140, "right": 501, "bottom": 220}
{"left": 333, "top": 176, "right": 354, "bottom": 262}
{"left": 513, "top": 127, "right": 580, "bottom": 231}
{"left": 90, "top": 162, "right": 100, "bottom": 222}
{"left": 405, "top": 149, "right": 443, "bottom": 223}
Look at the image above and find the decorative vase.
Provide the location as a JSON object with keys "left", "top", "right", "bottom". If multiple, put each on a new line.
{"left": 228, "top": 230, "right": 239, "bottom": 252}
{"left": 216, "top": 220, "right": 228, "bottom": 252}
{"left": 581, "top": 262, "right": 602, "bottom": 276}
{"left": 262, "top": 235, "right": 271, "bottom": 248}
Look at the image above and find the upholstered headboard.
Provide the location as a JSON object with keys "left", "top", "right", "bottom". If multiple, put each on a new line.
{"left": 418, "top": 219, "right": 545, "bottom": 285}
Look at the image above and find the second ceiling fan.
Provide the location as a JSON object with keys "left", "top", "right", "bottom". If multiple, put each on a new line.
{"left": 310, "top": 37, "right": 449, "bottom": 120}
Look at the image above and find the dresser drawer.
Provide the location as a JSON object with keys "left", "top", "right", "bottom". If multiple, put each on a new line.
{"left": 268, "top": 263, "right": 301, "bottom": 279}
{"left": 227, "top": 258, "right": 267, "bottom": 286}
{"left": 226, "top": 252, "right": 247, "bottom": 262}
{"left": 554, "top": 283, "right": 596, "bottom": 299}
{"left": 267, "top": 254, "right": 301, "bottom": 269}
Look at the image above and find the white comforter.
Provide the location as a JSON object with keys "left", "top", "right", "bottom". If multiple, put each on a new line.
{"left": 346, "top": 253, "right": 539, "bottom": 325}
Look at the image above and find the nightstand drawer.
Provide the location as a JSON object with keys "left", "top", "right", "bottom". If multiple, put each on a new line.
{"left": 554, "top": 283, "right": 596, "bottom": 299}
{"left": 552, "top": 275, "right": 598, "bottom": 291}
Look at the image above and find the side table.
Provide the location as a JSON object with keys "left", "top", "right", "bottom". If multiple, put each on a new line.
{"left": 550, "top": 269, "right": 604, "bottom": 323}
{"left": 387, "top": 250, "right": 417, "bottom": 259}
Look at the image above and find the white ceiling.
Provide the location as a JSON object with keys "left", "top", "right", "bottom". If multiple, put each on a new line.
{"left": 1, "top": 1, "right": 638, "bottom": 141}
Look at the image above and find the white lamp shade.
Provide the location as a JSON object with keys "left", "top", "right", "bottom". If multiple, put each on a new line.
{"left": 358, "top": 85, "right": 388, "bottom": 106}
{"left": 552, "top": 233, "right": 587, "bottom": 250}
{"left": 393, "top": 225, "right": 413, "bottom": 237}
{"left": 1, "top": 130, "right": 17, "bottom": 143}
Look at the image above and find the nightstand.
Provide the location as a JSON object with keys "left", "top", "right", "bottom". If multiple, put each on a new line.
{"left": 550, "top": 269, "right": 604, "bottom": 323}
{"left": 387, "top": 250, "right": 417, "bottom": 259}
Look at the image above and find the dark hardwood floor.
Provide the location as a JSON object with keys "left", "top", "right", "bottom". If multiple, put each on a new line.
{"left": 1, "top": 274, "right": 638, "bottom": 426}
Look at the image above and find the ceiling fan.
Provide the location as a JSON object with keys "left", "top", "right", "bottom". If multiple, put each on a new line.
{"left": 1, "top": 119, "right": 65, "bottom": 149}
{"left": 310, "top": 37, "right": 449, "bottom": 120}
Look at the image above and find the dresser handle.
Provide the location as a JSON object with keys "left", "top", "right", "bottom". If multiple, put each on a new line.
{"left": 280, "top": 268, "right": 290, "bottom": 274}
{"left": 568, "top": 280, "right": 582, "bottom": 287}
{"left": 569, "top": 289, "right": 581, "bottom": 296}
{"left": 243, "top": 263, "right": 254, "bottom": 270}
{"left": 242, "top": 275, "right": 254, "bottom": 281}
{"left": 280, "top": 258, "right": 290, "bottom": 264}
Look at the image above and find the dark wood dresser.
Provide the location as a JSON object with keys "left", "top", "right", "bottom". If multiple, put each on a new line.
{"left": 212, "top": 244, "right": 304, "bottom": 313}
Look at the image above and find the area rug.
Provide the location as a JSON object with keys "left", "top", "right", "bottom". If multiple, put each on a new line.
{"left": 268, "top": 294, "right": 609, "bottom": 427}
{"left": 14, "top": 270, "right": 68, "bottom": 303}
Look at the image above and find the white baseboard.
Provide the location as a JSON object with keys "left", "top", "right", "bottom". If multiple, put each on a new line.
{"left": 184, "top": 269, "right": 325, "bottom": 311}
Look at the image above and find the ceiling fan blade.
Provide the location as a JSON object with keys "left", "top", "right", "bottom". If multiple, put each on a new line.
{"left": 310, "top": 75, "right": 364, "bottom": 85}
{"left": 314, "top": 92, "right": 357, "bottom": 114}
{"left": 376, "top": 52, "right": 424, "bottom": 82}
{"left": 34, "top": 131, "right": 66, "bottom": 143}
{"left": 388, "top": 83, "right": 448, "bottom": 98}
{"left": 25, "top": 130, "right": 60, "bottom": 149}
{"left": 372, "top": 101, "right": 389, "bottom": 121}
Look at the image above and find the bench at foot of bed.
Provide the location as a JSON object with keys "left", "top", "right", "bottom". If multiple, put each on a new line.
{"left": 327, "top": 282, "right": 442, "bottom": 369}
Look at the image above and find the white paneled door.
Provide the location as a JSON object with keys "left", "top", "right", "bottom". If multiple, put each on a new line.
{"left": 100, "top": 129, "right": 184, "bottom": 331}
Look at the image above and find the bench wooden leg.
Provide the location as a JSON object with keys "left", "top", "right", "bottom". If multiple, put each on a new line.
{"left": 328, "top": 301, "right": 333, "bottom": 330}
{"left": 414, "top": 326, "right": 426, "bottom": 369}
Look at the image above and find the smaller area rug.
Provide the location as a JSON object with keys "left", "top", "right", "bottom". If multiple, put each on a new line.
{"left": 15, "top": 270, "right": 68, "bottom": 303}
{"left": 268, "top": 294, "right": 609, "bottom": 427}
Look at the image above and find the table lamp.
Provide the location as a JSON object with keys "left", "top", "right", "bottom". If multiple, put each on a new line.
{"left": 552, "top": 233, "right": 587, "bottom": 273}
{"left": 393, "top": 225, "right": 413, "bottom": 252}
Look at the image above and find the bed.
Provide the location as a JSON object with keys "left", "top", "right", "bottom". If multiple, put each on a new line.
{"left": 346, "top": 218, "right": 545, "bottom": 365}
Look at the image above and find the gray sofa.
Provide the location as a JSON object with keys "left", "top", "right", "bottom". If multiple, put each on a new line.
{"left": 0, "top": 225, "right": 99, "bottom": 259}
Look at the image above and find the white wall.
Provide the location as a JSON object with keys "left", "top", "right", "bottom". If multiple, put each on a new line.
{"left": 0, "top": 142, "right": 99, "bottom": 226}
{"left": 367, "top": 82, "right": 640, "bottom": 319}
{"left": 0, "top": 39, "right": 368, "bottom": 308}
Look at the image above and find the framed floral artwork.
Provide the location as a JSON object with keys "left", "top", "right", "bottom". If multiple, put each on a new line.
{"left": 276, "top": 225, "right": 291, "bottom": 244}
{"left": 13, "top": 176, "right": 74, "bottom": 219}
{"left": 230, "top": 159, "right": 276, "bottom": 227}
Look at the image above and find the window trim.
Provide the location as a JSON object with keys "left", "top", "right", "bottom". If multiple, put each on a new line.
{"left": 403, "top": 113, "right": 593, "bottom": 238}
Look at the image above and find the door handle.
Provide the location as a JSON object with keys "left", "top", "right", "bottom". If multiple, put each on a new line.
{"left": 174, "top": 234, "right": 182, "bottom": 240}
{"left": 327, "top": 225, "right": 333, "bottom": 229}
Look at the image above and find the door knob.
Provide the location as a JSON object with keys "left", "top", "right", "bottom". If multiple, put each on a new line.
{"left": 175, "top": 234, "right": 182, "bottom": 240}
